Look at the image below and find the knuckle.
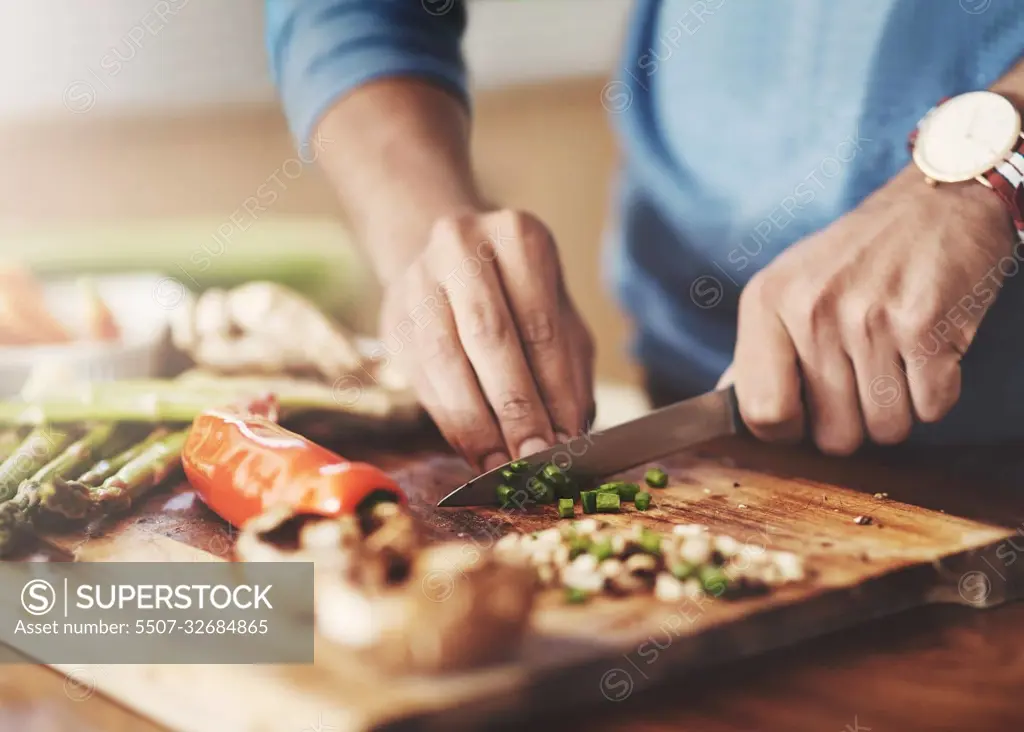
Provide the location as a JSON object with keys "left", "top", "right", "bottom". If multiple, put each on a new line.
{"left": 892, "top": 306, "right": 938, "bottom": 345}
{"left": 519, "top": 310, "right": 557, "bottom": 346}
{"left": 841, "top": 298, "right": 888, "bottom": 342}
{"left": 463, "top": 300, "right": 511, "bottom": 343}
{"left": 417, "top": 322, "right": 461, "bottom": 362}
{"left": 494, "top": 209, "right": 549, "bottom": 242}
{"left": 788, "top": 290, "right": 837, "bottom": 337}
{"left": 430, "top": 212, "right": 479, "bottom": 245}
{"left": 497, "top": 392, "right": 535, "bottom": 424}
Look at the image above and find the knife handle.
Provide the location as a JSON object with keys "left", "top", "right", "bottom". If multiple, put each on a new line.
{"left": 723, "top": 385, "right": 750, "bottom": 437}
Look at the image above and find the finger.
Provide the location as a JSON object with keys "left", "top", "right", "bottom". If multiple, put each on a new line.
{"left": 841, "top": 307, "right": 913, "bottom": 445}
{"left": 795, "top": 338, "right": 864, "bottom": 456}
{"left": 488, "top": 212, "right": 588, "bottom": 437}
{"left": 405, "top": 271, "right": 508, "bottom": 470}
{"left": 906, "top": 353, "right": 962, "bottom": 423}
{"left": 564, "top": 306, "right": 597, "bottom": 439}
{"left": 734, "top": 285, "right": 804, "bottom": 442}
{"left": 432, "top": 220, "right": 555, "bottom": 458}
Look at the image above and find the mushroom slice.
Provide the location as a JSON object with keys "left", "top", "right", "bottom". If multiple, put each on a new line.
{"left": 237, "top": 505, "right": 538, "bottom": 674}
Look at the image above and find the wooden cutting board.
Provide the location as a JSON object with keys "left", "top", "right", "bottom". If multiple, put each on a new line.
{"left": 17, "top": 435, "right": 1024, "bottom": 732}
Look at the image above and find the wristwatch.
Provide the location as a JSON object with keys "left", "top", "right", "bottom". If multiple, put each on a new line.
{"left": 909, "top": 90, "right": 1024, "bottom": 241}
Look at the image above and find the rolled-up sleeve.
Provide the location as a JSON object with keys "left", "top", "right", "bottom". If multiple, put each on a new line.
{"left": 265, "top": 0, "right": 469, "bottom": 144}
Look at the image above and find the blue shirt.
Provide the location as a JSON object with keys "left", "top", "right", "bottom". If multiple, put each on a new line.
{"left": 268, "top": 0, "right": 1024, "bottom": 443}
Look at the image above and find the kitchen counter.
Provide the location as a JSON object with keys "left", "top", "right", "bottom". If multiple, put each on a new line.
{"left": 2, "top": 433, "right": 1023, "bottom": 732}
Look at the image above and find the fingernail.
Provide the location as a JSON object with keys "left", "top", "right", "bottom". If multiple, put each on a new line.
{"left": 482, "top": 452, "right": 509, "bottom": 472}
{"left": 517, "top": 437, "right": 549, "bottom": 458}
{"left": 554, "top": 431, "right": 571, "bottom": 443}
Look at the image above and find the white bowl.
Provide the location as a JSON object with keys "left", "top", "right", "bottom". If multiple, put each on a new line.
{"left": 0, "top": 272, "right": 172, "bottom": 398}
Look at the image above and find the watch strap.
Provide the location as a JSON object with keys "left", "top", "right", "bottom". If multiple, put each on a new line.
{"left": 983, "top": 136, "right": 1024, "bottom": 238}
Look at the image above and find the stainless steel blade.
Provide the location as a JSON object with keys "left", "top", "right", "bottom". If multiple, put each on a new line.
{"left": 437, "top": 386, "right": 743, "bottom": 507}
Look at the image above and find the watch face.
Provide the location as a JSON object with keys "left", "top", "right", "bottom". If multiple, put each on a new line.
{"left": 913, "top": 91, "right": 1021, "bottom": 182}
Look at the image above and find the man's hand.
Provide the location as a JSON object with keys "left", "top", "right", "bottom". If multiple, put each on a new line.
{"left": 731, "top": 168, "right": 1017, "bottom": 454}
{"left": 379, "top": 209, "right": 596, "bottom": 470}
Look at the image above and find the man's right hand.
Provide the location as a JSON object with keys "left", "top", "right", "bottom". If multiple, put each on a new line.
{"left": 378, "top": 209, "right": 596, "bottom": 471}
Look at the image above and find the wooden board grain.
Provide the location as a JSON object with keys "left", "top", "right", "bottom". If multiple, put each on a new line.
{"left": 13, "top": 436, "right": 1024, "bottom": 732}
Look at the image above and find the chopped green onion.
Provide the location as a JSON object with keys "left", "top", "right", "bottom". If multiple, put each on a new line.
{"left": 497, "top": 483, "right": 515, "bottom": 506}
{"left": 699, "top": 565, "right": 729, "bottom": 596}
{"left": 589, "top": 539, "right": 613, "bottom": 561}
{"left": 500, "top": 468, "right": 519, "bottom": 483}
{"left": 596, "top": 493, "right": 621, "bottom": 513}
{"left": 617, "top": 482, "right": 642, "bottom": 502}
{"left": 568, "top": 535, "right": 592, "bottom": 559}
{"left": 508, "top": 459, "right": 531, "bottom": 472}
{"left": 638, "top": 530, "right": 661, "bottom": 555}
{"left": 565, "top": 587, "right": 589, "bottom": 604}
{"left": 635, "top": 491, "right": 652, "bottom": 511}
{"left": 596, "top": 481, "right": 626, "bottom": 494}
{"left": 543, "top": 463, "right": 566, "bottom": 482}
{"left": 670, "top": 561, "right": 695, "bottom": 580}
{"left": 580, "top": 490, "right": 598, "bottom": 514}
{"left": 645, "top": 468, "right": 669, "bottom": 488}
{"left": 558, "top": 498, "right": 575, "bottom": 519}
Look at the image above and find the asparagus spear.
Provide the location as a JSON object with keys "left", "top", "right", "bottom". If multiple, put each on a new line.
{"left": 26, "top": 423, "right": 120, "bottom": 491}
{"left": 91, "top": 429, "right": 189, "bottom": 513}
{"left": 0, "top": 425, "right": 121, "bottom": 555}
{"left": 0, "top": 426, "right": 76, "bottom": 503}
{"left": 75, "top": 427, "right": 169, "bottom": 487}
{"left": 0, "top": 379, "right": 347, "bottom": 426}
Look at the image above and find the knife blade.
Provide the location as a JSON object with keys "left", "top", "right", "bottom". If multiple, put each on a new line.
{"left": 437, "top": 385, "right": 746, "bottom": 507}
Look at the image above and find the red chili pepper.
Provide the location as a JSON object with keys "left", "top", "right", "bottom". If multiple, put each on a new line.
{"left": 182, "top": 403, "right": 405, "bottom": 527}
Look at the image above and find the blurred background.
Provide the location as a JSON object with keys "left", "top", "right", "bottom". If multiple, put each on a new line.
{"left": 0, "top": 0, "right": 644, "bottom": 409}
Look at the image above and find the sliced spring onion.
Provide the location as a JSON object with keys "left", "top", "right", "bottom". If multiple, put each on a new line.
{"left": 596, "top": 481, "right": 627, "bottom": 494}
{"left": 635, "top": 491, "right": 652, "bottom": 511}
{"left": 639, "top": 529, "right": 661, "bottom": 554}
{"left": 670, "top": 561, "right": 695, "bottom": 580}
{"left": 508, "top": 459, "right": 531, "bottom": 472}
{"left": 645, "top": 467, "right": 669, "bottom": 488}
{"left": 596, "top": 492, "right": 621, "bottom": 513}
{"left": 699, "top": 565, "right": 729, "bottom": 596}
{"left": 589, "top": 538, "right": 613, "bottom": 560}
{"left": 558, "top": 498, "right": 575, "bottom": 519}
{"left": 568, "top": 535, "right": 592, "bottom": 558}
{"left": 497, "top": 483, "right": 515, "bottom": 506}
{"left": 580, "top": 490, "right": 598, "bottom": 514}
{"left": 617, "top": 482, "right": 642, "bottom": 502}
{"left": 565, "top": 587, "right": 589, "bottom": 604}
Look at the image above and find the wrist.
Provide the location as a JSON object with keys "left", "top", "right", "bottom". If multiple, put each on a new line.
{"left": 896, "top": 165, "right": 1017, "bottom": 257}
{"left": 365, "top": 194, "right": 491, "bottom": 287}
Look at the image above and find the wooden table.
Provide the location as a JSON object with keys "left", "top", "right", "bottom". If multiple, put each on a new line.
{"left": 2, "top": 434, "right": 1023, "bottom": 732}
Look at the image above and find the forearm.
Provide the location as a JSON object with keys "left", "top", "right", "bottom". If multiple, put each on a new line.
{"left": 990, "top": 53, "right": 1024, "bottom": 104}
{"left": 315, "top": 79, "right": 486, "bottom": 284}
{"left": 265, "top": 0, "right": 473, "bottom": 282}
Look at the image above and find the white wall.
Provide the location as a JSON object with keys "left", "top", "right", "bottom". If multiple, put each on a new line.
{"left": 0, "top": 0, "right": 630, "bottom": 120}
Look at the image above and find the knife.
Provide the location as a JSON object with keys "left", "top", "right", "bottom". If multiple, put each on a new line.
{"left": 437, "top": 385, "right": 747, "bottom": 507}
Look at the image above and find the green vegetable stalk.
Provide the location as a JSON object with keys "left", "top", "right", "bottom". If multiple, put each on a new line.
{"left": 90, "top": 429, "right": 189, "bottom": 514}
{"left": 0, "top": 425, "right": 121, "bottom": 555}
{"left": 0, "top": 426, "right": 77, "bottom": 504}
{"left": 75, "top": 427, "right": 169, "bottom": 487}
